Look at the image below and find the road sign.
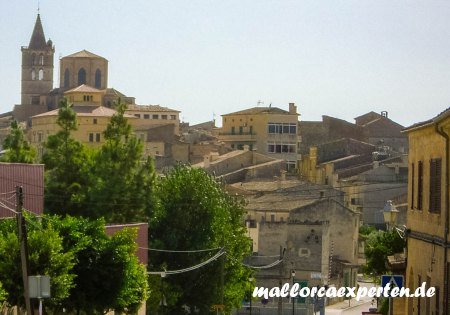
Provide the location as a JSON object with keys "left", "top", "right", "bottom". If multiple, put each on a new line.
{"left": 381, "top": 275, "right": 404, "bottom": 289}
{"left": 28, "top": 275, "right": 51, "bottom": 298}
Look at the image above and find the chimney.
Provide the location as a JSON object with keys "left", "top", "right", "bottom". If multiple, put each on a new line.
{"left": 381, "top": 111, "right": 388, "bottom": 118}
{"left": 289, "top": 102, "right": 297, "bottom": 115}
{"left": 204, "top": 155, "right": 211, "bottom": 168}
{"left": 280, "top": 169, "right": 287, "bottom": 181}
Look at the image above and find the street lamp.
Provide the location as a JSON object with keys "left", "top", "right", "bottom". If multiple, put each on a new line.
{"left": 382, "top": 200, "right": 399, "bottom": 231}
{"left": 291, "top": 270, "right": 296, "bottom": 315}
{"left": 159, "top": 271, "right": 167, "bottom": 314}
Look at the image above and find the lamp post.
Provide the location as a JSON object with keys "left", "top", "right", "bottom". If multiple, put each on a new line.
{"left": 291, "top": 270, "right": 295, "bottom": 315}
{"left": 159, "top": 271, "right": 167, "bottom": 314}
{"left": 382, "top": 200, "right": 399, "bottom": 231}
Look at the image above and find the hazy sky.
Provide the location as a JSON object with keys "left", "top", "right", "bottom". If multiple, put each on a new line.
{"left": 1, "top": 0, "right": 450, "bottom": 126}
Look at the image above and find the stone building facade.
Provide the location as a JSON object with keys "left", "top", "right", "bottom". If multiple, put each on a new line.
{"left": 403, "top": 108, "right": 450, "bottom": 315}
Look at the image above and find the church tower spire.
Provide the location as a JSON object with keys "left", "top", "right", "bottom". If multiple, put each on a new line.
{"left": 28, "top": 14, "right": 47, "bottom": 50}
{"left": 20, "top": 13, "right": 54, "bottom": 108}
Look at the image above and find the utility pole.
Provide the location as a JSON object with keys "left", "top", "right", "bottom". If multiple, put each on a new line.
{"left": 17, "top": 186, "right": 33, "bottom": 315}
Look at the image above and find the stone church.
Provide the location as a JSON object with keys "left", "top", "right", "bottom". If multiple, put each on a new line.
{"left": 11, "top": 13, "right": 137, "bottom": 123}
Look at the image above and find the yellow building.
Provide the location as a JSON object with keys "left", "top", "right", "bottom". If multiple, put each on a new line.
{"left": 403, "top": 108, "right": 450, "bottom": 315}
{"left": 218, "top": 103, "right": 300, "bottom": 171}
{"left": 30, "top": 104, "right": 137, "bottom": 157}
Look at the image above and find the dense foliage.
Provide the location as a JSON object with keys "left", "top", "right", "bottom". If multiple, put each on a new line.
{"left": 1, "top": 120, "right": 36, "bottom": 163}
{"left": 0, "top": 215, "right": 148, "bottom": 314}
{"left": 364, "top": 229, "right": 406, "bottom": 275}
{"left": 148, "top": 166, "right": 252, "bottom": 314}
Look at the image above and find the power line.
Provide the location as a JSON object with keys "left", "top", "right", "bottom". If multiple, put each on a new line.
{"left": 140, "top": 246, "right": 222, "bottom": 253}
{"left": 148, "top": 248, "right": 226, "bottom": 276}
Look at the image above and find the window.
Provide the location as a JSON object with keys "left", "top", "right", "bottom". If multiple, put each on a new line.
{"left": 64, "top": 69, "right": 70, "bottom": 88}
{"left": 170, "top": 115, "right": 176, "bottom": 120}
{"left": 239, "top": 126, "right": 243, "bottom": 135}
{"left": 83, "top": 95, "right": 93, "bottom": 102}
{"left": 134, "top": 114, "right": 140, "bottom": 118}
{"left": 39, "top": 54, "right": 44, "bottom": 65}
{"left": 237, "top": 144, "right": 244, "bottom": 150}
{"left": 95, "top": 69, "right": 101, "bottom": 88}
{"left": 38, "top": 69, "right": 44, "bottom": 80}
{"left": 31, "top": 69, "right": 36, "bottom": 81}
{"left": 231, "top": 126, "right": 235, "bottom": 135}
{"left": 96, "top": 133, "right": 101, "bottom": 142}
{"left": 267, "top": 142, "right": 296, "bottom": 153}
{"left": 268, "top": 123, "right": 297, "bottom": 134}
{"left": 31, "top": 53, "right": 36, "bottom": 65}
{"left": 418, "top": 161, "right": 423, "bottom": 210}
{"left": 411, "top": 163, "right": 415, "bottom": 209}
{"left": 78, "top": 68, "right": 86, "bottom": 85}
{"left": 144, "top": 114, "right": 150, "bottom": 119}
{"left": 89, "top": 133, "right": 94, "bottom": 142}
{"left": 162, "top": 115, "right": 168, "bottom": 120}
{"left": 93, "top": 118, "right": 97, "bottom": 124}
{"left": 286, "top": 161, "right": 296, "bottom": 172}
{"left": 37, "top": 132, "right": 43, "bottom": 142}
{"left": 231, "top": 144, "right": 235, "bottom": 149}
{"left": 249, "top": 126, "right": 253, "bottom": 134}
{"left": 152, "top": 114, "right": 158, "bottom": 119}
{"left": 429, "top": 158, "right": 442, "bottom": 213}
{"left": 270, "top": 214, "right": 275, "bottom": 222}
{"left": 31, "top": 96, "right": 40, "bottom": 105}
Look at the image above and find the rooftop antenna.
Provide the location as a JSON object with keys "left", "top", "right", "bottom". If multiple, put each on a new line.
{"left": 257, "top": 100, "right": 264, "bottom": 107}
{"left": 212, "top": 112, "right": 216, "bottom": 122}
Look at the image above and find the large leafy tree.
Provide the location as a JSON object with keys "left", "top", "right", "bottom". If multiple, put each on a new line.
{"left": 364, "top": 229, "right": 406, "bottom": 275}
{"left": 148, "top": 166, "right": 252, "bottom": 314}
{"left": 88, "top": 101, "right": 157, "bottom": 222}
{"left": 46, "top": 215, "right": 148, "bottom": 314}
{"left": 42, "top": 98, "right": 91, "bottom": 216}
{"left": 0, "top": 215, "right": 75, "bottom": 311}
{"left": 1, "top": 120, "right": 36, "bottom": 163}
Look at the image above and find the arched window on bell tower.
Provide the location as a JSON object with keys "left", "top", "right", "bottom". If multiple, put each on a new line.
{"left": 38, "top": 69, "right": 44, "bottom": 80}
{"left": 39, "top": 54, "right": 44, "bottom": 65}
{"left": 95, "top": 69, "right": 101, "bottom": 88}
{"left": 78, "top": 68, "right": 86, "bottom": 85}
{"left": 31, "top": 53, "right": 36, "bottom": 65}
{"left": 31, "top": 69, "right": 36, "bottom": 80}
{"left": 64, "top": 69, "right": 70, "bottom": 88}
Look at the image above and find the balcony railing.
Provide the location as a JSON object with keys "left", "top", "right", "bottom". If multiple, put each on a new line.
{"left": 218, "top": 132, "right": 257, "bottom": 141}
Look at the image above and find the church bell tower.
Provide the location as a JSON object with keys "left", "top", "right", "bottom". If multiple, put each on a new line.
{"left": 21, "top": 14, "right": 54, "bottom": 106}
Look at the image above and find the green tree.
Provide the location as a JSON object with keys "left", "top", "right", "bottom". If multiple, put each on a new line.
{"left": 42, "top": 98, "right": 91, "bottom": 215}
{"left": 1, "top": 120, "right": 36, "bottom": 163}
{"left": 0, "top": 281, "right": 6, "bottom": 305}
{"left": 148, "top": 166, "right": 252, "bottom": 314}
{"left": 88, "top": 101, "right": 157, "bottom": 222}
{"left": 364, "top": 229, "right": 406, "bottom": 275}
{"left": 46, "top": 215, "right": 148, "bottom": 314}
{"left": 0, "top": 215, "right": 75, "bottom": 311}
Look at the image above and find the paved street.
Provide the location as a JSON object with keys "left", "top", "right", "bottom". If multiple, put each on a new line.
{"left": 325, "top": 281, "right": 378, "bottom": 315}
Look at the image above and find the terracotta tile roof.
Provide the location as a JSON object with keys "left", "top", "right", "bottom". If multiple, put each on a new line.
{"left": 32, "top": 105, "right": 136, "bottom": 118}
{"left": 128, "top": 104, "right": 180, "bottom": 112}
{"left": 65, "top": 84, "right": 103, "bottom": 94}
{"left": 103, "top": 88, "right": 126, "bottom": 97}
{"left": 64, "top": 49, "right": 106, "bottom": 59}
{"left": 222, "top": 107, "right": 290, "bottom": 116}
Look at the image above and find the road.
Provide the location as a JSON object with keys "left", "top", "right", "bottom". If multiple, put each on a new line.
{"left": 326, "top": 300, "right": 374, "bottom": 315}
